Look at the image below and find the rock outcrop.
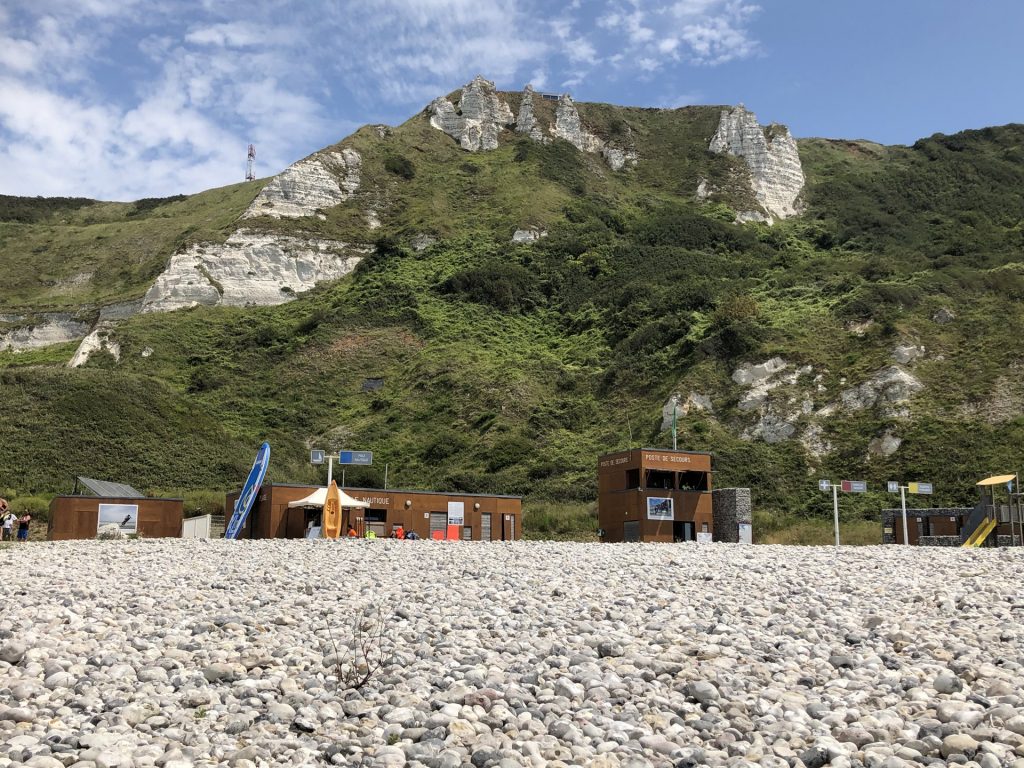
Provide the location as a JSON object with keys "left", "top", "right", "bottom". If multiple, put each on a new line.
{"left": 68, "top": 329, "right": 120, "bottom": 368}
{"left": 893, "top": 344, "right": 925, "bottom": 365}
{"left": 243, "top": 149, "right": 361, "bottom": 219}
{"left": 429, "top": 75, "right": 514, "bottom": 152}
{"left": 553, "top": 95, "right": 637, "bottom": 171}
{"left": 709, "top": 106, "right": 805, "bottom": 221}
{"left": 0, "top": 314, "right": 91, "bottom": 352}
{"left": 552, "top": 95, "right": 604, "bottom": 154}
{"left": 800, "top": 424, "right": 832, "bottom": 459}
{"left": 868, "top": 431, "right": 902, "bottom": 457}
{"left": 732, "top": 357, "right": 788, "bottom": 387}
{"left": 429, "top": 78, "right": 635, "bottom": 169}
{"left": 515, "top": 85, "right": 547, "bottom": 143}
{"left": 840, "top": 366, "right": 923, "bottom": 415}
{"left": 142, "top": 231, "right": 370, "bottom": 313}
{"left": 511, "top": 227, "right": 546, "bottom": 243}
{"left": 661, "top": 392, "right": 713, "bottom": 431}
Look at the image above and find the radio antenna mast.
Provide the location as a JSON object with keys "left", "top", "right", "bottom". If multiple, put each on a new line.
{"left": 245, "top": 144, "right": 256, "bottom": 181}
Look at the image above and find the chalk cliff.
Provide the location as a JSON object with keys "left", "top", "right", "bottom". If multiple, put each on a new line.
{"left": 429, "top": 75, "right": 515, "bottom": 152}
{"left": 243, "top": 148, "right": 361, "bottom": 219}
{"left": 515, "top": 85, "right": 547, "bottom": 143}
{"left": 142, "top": 231, "right": 369, "bottom": 313}
{"left": 709, "top": 106, "right": 805, "bottom": 221}
{"left": 0, "top": 314, "right": 90, "bottom": 352}
{"left": 429, "top": 77, "right": 636, "bottom": 170}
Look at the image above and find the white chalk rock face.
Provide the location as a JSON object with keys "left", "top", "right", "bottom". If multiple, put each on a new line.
{"left": 429, "top": 75, "right": 514, "bottom": 151}
{"left": 243, "top": 149, "right": 361, "bottom": 219}
{"left": 552, "top": 95, "right": 638, "bottom": 171}
{"left": 515, "top": 85, "right": 547, "bottom": 143}
{"left": 709, "top": 106, "right": 805, "bottom": 220}
{"left": 511, "top": 227, "right": 546, "bottom": 243}
{"left": 142, "top": 231, "right": 370, "bottom": 313}
{"left": 840, "top": 366, "right": 923, "bottom": 414}
{"left": 553, "top": 95, "right": 604, "bottom": 154}
{"left": 0, "top": 315, "right": 90, "bottom": 351}
{"left": 68, "top": 328, "right": 121, "bottom": 368}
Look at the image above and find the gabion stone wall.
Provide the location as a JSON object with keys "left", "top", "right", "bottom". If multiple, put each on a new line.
{"left": 712, "top": 488, "right": 752, "bottom": 543}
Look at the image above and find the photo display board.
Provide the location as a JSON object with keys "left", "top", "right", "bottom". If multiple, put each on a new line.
{"left": 98, "top": 503, "right": 139, "bottom": 534}
{"left": 646, "top": 497, "right": 674, "bottom": 521}
{"left": 447, "top": 501, "right": 465, "bottom": 526}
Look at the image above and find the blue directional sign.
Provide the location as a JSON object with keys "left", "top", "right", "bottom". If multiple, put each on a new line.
{"left": 338, "top": 450, "right": 373, "bottom": 466}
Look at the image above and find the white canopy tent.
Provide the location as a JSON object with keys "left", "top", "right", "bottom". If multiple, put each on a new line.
{"left": 287, "top": 487, "right": 370, "bottom": 509}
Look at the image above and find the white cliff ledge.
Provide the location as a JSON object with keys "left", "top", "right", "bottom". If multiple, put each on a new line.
{"left": 243, "top": 148, "right": 361, "bottom": 220}
{"left": 709, "top": 105, "right": 805, "bottom": 221}
{"left": 142, "top": 231, "right": 370, "bottom": 313}
{"left": 0, "top": 315, "right": 91, "bottom": 352}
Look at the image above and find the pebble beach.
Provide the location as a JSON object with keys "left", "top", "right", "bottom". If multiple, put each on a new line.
{"left": 3, "top": 539, "right": 1024, "bottom": 768}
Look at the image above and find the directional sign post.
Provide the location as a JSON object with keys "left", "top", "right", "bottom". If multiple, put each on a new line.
{"left": 337, "top": 450, "right": 372, "bottom": 490}
{"left": 339, "top": 450, "right": 373, "bottom": 466}
{"left": 888, "top": 480, "right": 934, "bottom": 544}
{"left": 821, "top": 479, "right": 868, "bottom": 547}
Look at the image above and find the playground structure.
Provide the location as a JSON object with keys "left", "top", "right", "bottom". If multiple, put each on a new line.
{"left": 962, "top": 474, "right": 1021, "bottom": 548}
{"left": 881, "top": 473, "right": 1022, "bottom": 547}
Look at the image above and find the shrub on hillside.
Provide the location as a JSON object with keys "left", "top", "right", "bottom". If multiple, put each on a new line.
{"left": 701, "top": 294, "right": 766, "bottom": 359}
{"left": 439, "top": 263, "right": 541, "bottom": 313}
{"left": 384, "top": 154, "right": 415, "bottom": 180}
{"left": 485, "top": 434, "right": 534, "bottom": 473}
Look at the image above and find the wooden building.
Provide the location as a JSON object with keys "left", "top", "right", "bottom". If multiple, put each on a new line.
{"left": 49, "top": 494, "right": 184, "bottom": 540}
{"left": 882, "top": 506, "right": 1019, "bottom": 546}
{"left": 225, "top": 483, "right": 522, "bottom": 541}
{"left": 598, "top": 448, "right": 713, "bottom": 542}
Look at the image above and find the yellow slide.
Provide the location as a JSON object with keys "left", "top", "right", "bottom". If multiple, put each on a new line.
{"left": 963, "top": 517, "right": 998, "bottom": 547}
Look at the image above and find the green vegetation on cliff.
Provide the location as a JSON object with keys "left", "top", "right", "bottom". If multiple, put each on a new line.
{"left": 1, "top": 103, "right": 1023, "bottom": 542}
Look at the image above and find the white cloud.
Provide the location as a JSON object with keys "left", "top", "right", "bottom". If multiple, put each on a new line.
{"left": 595, "top": 0, "right": 759, "bottom": 72}
{"left": 185, "top": 22, "right": 266, "bottom": 48}
{"left": 0, "top": 0, "right": 763, "bottom": 199}
{"left": 566, "top": 38, "right": 599, "bottom": 65}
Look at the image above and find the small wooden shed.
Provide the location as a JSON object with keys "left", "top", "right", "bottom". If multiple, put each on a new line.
{"left": 48, "top": 476, "right": 184, "bottom": 540}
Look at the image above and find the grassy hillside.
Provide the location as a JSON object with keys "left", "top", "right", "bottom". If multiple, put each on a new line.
{"left": 1, "top": 104, "right": 1022, "bottom": 542}
{"left": 0, "top": 182, "right": 262, "bottom": 312}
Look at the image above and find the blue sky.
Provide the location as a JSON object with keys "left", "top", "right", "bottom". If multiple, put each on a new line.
{"left": 1, "top": 0, "right": 1021, "bottom": 200}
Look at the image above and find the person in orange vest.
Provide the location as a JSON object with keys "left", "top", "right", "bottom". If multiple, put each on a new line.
{"left": 394, "top": 524, "right": 405, "bottom": 540}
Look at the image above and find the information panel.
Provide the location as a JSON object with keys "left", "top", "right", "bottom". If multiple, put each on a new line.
{"left": 646, "top": 497, "right": 674, "bottom": 521}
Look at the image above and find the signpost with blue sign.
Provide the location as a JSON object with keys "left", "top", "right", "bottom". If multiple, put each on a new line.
{"left": 339, "top": 451, "right": 373, "bottom": 466}
{"left": 308, "top": 448, "right": 373, "bottom": 487}
{"left": 337, "top": 450, "right": 372, "bottom": 489}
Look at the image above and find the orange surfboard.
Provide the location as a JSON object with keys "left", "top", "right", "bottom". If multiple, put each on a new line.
{"left": 322, "top": 481, "right": 342, "bottom": 539}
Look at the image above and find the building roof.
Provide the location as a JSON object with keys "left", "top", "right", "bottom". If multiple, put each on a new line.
{"left": 598, "top": 447, "right": 715, "bottom": 459}
{"left": 232, "top": 482, "right": 522, "bottom": 500}
{"left": 75, "top": 476, "right": 144, "bottom": 498}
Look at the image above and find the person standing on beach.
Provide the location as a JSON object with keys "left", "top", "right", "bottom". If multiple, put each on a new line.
{"left": 1, "top": 508, "right": 15, "bottom": 541}
{"left": 16, "top": 513, "right": 31, "bottom": 542}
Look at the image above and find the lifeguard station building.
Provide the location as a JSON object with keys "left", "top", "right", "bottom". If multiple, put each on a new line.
{"left": 597, "top": 448, "right": 715, "bottom": 542}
